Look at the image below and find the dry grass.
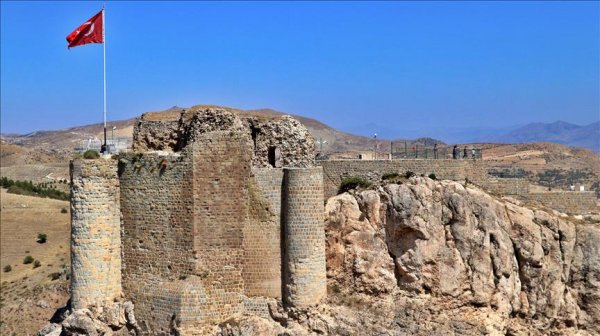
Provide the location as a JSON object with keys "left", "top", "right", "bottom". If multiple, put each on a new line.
{"left": 0, "top": 189, "right": 70, "bottom": 335}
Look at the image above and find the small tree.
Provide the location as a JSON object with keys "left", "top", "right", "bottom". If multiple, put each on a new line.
{"left": 37, "top": 233, "right": 47, "bottom": 244}
{"left": 339, "top": 176, "right": 372, "bottom": 194}
{"left": 405, "top": 171, "right": 415, "bottom": 178}
{"left": 23, "top": 255, "right": 34, "bottom": 264}
{"left": 428, "top": 173, "right": 437, "bottom": 180}
{"left": 61, "top": 208, "right": 68, "bottom": 214}
{"left": 3, "top": 265, "right": 12, "bottom": 272}
{"left": 83, "top": 150, "right": 100, "bottom": 159}
{"left": 33, "top": 260, "right": 41, "bottom": 268}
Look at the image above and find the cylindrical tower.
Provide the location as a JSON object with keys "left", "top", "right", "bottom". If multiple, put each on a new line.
{"left": 282, "top": 167, "right": 326, "bottom": 307}
{"left": 70, "top": 159, "right": 121, "bottom": 309}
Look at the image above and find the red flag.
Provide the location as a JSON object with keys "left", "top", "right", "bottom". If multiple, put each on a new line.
{"left": 66, "top": 9, "right": 104, "bottom": 49}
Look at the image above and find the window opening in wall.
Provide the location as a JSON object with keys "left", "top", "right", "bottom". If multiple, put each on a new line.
{"left": 268, "top": 146, "right": 278, "bottom": 167}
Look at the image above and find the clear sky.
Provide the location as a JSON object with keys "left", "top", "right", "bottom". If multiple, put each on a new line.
{"left": 1, "top": 1, "right": 598, "bottom": 137}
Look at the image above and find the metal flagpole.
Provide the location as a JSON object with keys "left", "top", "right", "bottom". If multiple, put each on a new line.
{"left": 102, "top": 5, "right": 107, "bottom": 153}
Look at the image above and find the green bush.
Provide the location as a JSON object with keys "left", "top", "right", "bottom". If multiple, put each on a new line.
{"left": 33, "top": 260, "right": 41, "bottom": 268}
{"left": 37, "top": 233, "right": 47, "bottom": 244}
{"left": 3, "top": 265, "right": 11, "bottom": 273}
{"left": 428, "top": 173, "right": 437, "bottom": 180}
{"left": 339, "top": 176, "right": 371, "bottom": 194}
{"left": 23, "top": 256, "right": 34, "bottom": 264}
{"left": 61, "top": 208, "right": 68, "bottom": 214}
{"left": 83, "top": 150, "right": 100, "bottom": 159}
{"left": 382, "top": 172, "right": 399, "bottom": 180}
{"left": 405, "top": 171, "right": 415, "bottom": 178}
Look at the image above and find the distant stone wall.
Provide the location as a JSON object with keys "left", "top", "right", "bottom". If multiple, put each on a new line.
{"left": 245, "top": 168, "right": 284, "bottom": 298}
{"left": 70, "top": 159, "right": 121, "bottom": 310}
{"left": 282, "top": 167, "right": 327, "bottom": 307}
{"left": 318, "top": 159, "right": 488, "bottom": 199}
{"left": 486, "top": 178, "right": 530, "bottom": 197}
{"left": 527, "top": 192, "right": 598, "bottom": 214}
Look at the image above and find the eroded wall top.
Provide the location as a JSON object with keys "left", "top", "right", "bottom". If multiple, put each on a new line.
{"left": 132, "top": 106, "right": 315, "bottom": 168}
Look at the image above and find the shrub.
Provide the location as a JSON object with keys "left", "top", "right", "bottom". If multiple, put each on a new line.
{"left": 382, "top": 172, "right": 399, "bottom": 180}
{"left": 405, "top": 171, "right": 415, "bottom": 178}
{"left": 23, "top": 256, "right": 34, "bottom": 264}
{"left": 48, "top": 272, "right": 61, "bottom": 281}
{"left": 339, "top": 176, "right": 371, "bottom": 194}
{"left": 37, "top": 233, "right": 47, "bottom": 244}
{"left": 428, "top": 173, "right": 437, "bottom": 180}
{"left": 61, "top": 208, "right": 68, "bottom": 214}
{"left": 3, "top": 265, "right": 11, "bottom": 273}
{"left": 33, "top": 260, "right": 41, "bottom": 268}
{"left": 83, "top": 150, "right": 100, "bottom": 159}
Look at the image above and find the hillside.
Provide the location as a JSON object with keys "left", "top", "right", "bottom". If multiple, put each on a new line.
{"left": 0, "top": 189, "right": 70, "bottom": 335}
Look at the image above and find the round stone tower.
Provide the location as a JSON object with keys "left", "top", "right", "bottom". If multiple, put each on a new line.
{"left": 282, "top": 167, "right": 327, "bottom": 307}
{"left": 70, "top": 159, "right": 122, "bottom": 309}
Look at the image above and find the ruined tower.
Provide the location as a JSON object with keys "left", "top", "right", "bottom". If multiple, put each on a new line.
{"left": 69, "top": 106, "right": 327, "bottom": 334}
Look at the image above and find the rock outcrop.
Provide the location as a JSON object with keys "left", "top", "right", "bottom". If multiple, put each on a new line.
{"left": 38, "top": 301, "right": 139, "bottom": 336}
{"left": 322, "top": 177, "right": 599, "bottom": 335}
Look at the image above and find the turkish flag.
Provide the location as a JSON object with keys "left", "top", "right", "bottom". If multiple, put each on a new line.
{"left": 66, "top": 9, "right": 103, "bottom": 49}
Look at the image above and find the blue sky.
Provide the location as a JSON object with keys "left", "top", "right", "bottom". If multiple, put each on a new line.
{"left": 1, "top": 1, "right": 598, "bottom": 139}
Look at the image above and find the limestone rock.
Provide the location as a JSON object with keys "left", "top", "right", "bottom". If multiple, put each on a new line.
{"left": 37, "top": 323, "right": 62, "bottom": 336}
{"left": 323, "top": 177, "right": 599, "bottom": 335}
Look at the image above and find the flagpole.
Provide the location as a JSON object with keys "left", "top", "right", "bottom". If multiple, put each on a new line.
{"left": 102, "top": 5, "right": 107, "bottom": 153}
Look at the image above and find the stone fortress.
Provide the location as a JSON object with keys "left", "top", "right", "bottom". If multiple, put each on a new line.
{"left": 70, "top": 106, "right": 326, "bottom": 334}
{"left": 68, "top": 106, "right": 598, "bottom": 335}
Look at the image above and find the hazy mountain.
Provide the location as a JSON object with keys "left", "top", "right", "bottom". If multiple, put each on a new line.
{"left": 489, "top": 121, "right": 600, "bottom": 152}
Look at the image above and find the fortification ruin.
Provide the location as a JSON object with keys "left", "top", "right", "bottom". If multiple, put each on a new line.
{"left": 70, "top": 106, "right": 326, "bottom": 334}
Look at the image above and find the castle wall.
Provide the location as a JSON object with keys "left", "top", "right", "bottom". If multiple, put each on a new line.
{"left": 318, "top": 159, "right": 489, "bottom": 199}
{"left": 282, "top": 167, "right": 327, "bottom": 307}
{"left": 486, "top": 178, "right": 530, "bottom": 197}
{"left": 119, "top": 151, "right": 197, "bottom": 334}
{"left": 244, "top": 168, "right": 284, "bottom": 298}
{"left": 189, "top": 131, "right": 252, "bottom": 326}
{"left": 527, "top": 192, "right": 598, "bottom": 214}
{"left": 70, "top": 159, "right": 121, "bottom": 310}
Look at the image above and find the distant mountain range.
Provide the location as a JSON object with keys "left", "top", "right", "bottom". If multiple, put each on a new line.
{"left": 343, "top": 120, "right": 599, "bottom": 152}
{"left": 486, "top": 121, "right": 599, "bottom": 152}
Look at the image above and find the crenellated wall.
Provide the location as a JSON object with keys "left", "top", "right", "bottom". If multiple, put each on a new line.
{"left": 282, "top": 167, "right": 327, "bottom": 307}
{"left": 70, "top": 159, "right": 122, "bottom": 310}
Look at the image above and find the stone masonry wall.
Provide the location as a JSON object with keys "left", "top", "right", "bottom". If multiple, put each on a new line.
{"left": 244, "top": 168, "right": 284, "bottom": 298}
{"left": 119, "top": 131, "right": 254, "bottom": 334}
{"left": 486, "top": 178, "right": 530, "bottom": 197}
{"left": 318, "top": 159, "right": 488, "bottom": 199}
{"left": 70, "top": 159, "right": 121, "bottom": 310}
{"left": 119, "top": 150, "right": 196, "bottom": 334}
{"left": 282, "top": 167, "right": 327, "bottom": 307}
{"left": 188, "top": 131, "right": 252, "bottom": 331}
{"left": 527, "top": 192, "right": 598, "bottom": 214}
